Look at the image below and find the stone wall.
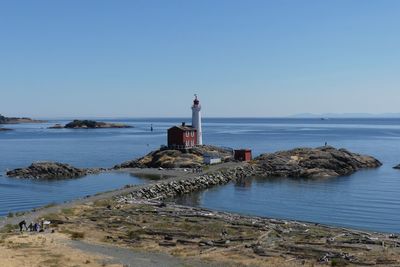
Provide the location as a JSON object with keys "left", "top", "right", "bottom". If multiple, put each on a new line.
{"left": 117, "top": 166, "right": 254, "bottom": 202}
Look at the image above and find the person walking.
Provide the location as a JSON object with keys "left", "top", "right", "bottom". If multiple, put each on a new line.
{"left": 18, "top": 220, "right": 27, "bottom": 232}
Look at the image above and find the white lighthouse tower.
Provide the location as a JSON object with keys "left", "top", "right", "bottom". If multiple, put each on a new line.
{"left": 191, "top": 94, "right": 203, "bottom": 145}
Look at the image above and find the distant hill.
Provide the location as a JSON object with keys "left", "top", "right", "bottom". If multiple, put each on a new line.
{"left": 0, "top": 114, "right": 46, "bottom": 124}
{"left": 291, "top": 113, "right": 400, "bottom": 118}
{"left": 48, "top": 119, "right": 133, "bottom": 129}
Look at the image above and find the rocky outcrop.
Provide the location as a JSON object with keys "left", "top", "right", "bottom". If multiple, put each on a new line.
{"left": 114, "top": 145, "right": 234, "bottom": 169}
{"left": 0, "top": 114, "right": 45, "bottom": 124}
{"left": 115, "top": 146, "right": 381, "bottom": 179}
{"left": 6, "top": 162, "right": 103, "bottom": 179}
{"left": 252, "top": 146, "right": 381, "bottom": 178}
{"left": 0, "top": 127, "right": 12, "bottom": 131}
{"left": 49, "top": 120, "right": 133, "bottom": 129}
{"left": 48, "top": 124, "right": 64, "bottom": 129}
{"left": 394, "top": 164, "right": 400, "bottom": 170}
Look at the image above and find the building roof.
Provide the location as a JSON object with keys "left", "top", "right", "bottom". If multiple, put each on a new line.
{"left": 169, "top": 125, "right": 197, "bottom": 132}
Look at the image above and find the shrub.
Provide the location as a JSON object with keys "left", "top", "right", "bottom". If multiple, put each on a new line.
{"left": 70, "top": 231, "right": 85, "bottom": 239}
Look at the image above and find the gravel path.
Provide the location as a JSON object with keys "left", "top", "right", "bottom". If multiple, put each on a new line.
{"left": 69, "top": 240, "right": 223, "bottom": 267}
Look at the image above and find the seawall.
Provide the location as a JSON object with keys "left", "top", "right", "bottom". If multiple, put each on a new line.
{"left": 117, "top": 165, "right": 254, "bottom": 202}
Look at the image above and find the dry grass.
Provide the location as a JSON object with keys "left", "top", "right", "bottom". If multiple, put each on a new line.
{"left": 0, "top": 233, "right": 107, "bottom": 267}
{"left": 2, "top": 196, "right": 399, "bottom": 267}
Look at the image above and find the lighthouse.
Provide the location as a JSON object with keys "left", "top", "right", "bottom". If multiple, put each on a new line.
{"left": 191, "top": 94, "right": 203, "bottom": 145}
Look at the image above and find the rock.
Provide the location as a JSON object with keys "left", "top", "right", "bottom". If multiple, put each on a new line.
{"left": 253, "top": 146, "right": 381, "bottom": 178}
{"left": 117, "top": 166, "right": 250, "bottom": 201}
{"left": 114, "top": 145, "right": 234, "bottom": 169}
{"left": 6, "top": 162, "right": 102, "bottom": 179}
{"left": 48, "top": 124, "right": 64, "bottom": 129}
{"left": 158, "top": 241, "right": 176, "bottom": 247}
{"left": 0, "top": 127, "right": 12, "bottom": 131}
{"left": 64, "top": 120, "right": 132, "bottom": 129}
{"left": 393, "top": 164, "right": 400, "bottom": 170}
{"left": 252, "top": 246, "right": 272, "bottom": 257}
{"left": 0, "top": 114, "right": 45, "bottom": 124}
{"left": 48, "top": 120, "right": 133, "bottom": 129}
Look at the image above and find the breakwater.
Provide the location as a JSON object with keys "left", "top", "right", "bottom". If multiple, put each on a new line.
{"left": 117, "top": 165, "right": 254, "bottom": 201}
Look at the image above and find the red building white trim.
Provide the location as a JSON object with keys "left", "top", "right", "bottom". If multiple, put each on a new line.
{"left": 167, "top": 123, "right": 197, "bottom": 149}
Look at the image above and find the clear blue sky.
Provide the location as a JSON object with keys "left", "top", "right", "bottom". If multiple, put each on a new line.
{"left": 1, "top": 0, "right": 399, "bottom": 118}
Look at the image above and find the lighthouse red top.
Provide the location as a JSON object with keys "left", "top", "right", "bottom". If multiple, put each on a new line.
{"left": 193, "top": 94, "right": 200, "bottom": 106}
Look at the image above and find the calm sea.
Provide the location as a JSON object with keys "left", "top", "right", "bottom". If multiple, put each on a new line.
{"left": 1, "top": 118, "right": 399, "bottom": 233}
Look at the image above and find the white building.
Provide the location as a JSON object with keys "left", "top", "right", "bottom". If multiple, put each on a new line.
{"left": 191, "top": 94, "right": 203, "bottom": 145}
{"left": 204, "top": 155, "right": 221, "bottom": 165}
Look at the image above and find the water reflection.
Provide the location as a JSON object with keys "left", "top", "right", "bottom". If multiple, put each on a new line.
{"left": 234, "top": 177, "right": 253, "bottom": 188}
{"left": 174, "top": 191, "right": 202, "bottom": 206}
{"left": 175, "top": 169, "right": 400, "bottom": 233}
{"left": 132, "top": 173, "right": 173, "bottom": 181}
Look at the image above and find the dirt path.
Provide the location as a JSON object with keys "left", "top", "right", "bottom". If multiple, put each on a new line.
{"left": 69, "top": 239, "right": 223, "bottom": 267}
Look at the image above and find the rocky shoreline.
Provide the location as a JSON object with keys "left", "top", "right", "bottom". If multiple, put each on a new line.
{"left": 252, "top": 146, "right": 382, "bottom": 178}
{"left": 5, "top": 146, "right": 381, "bottom": 182}
{"left": 115, "top": 145, "right": 382, "bottom": 179}
{"left": 0, "top": 147, "right": 391, "bottom": 266}
{"left": 0, "top": 127, "right": 12, "bottom": 132}
{"left": 0, "top": 114, "right": 45, "bottom": 124}
{"left": 6, "top": 162, "right": 104, "bottom": 179}
{"left": 114, "top": 147, "right": 381, "bottom": 205}
{"left": 1, "top": 163, "right": 399, "bottom": 266}
{"left": 114, "top": 145, "right": 234, "bottom": 169}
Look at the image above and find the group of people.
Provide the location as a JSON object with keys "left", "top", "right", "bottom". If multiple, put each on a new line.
{"left": 18, "top": 219, "right": 50, "bottom": 232}
{"left": 192, "top": 167, "right": 204, "bottom": 173}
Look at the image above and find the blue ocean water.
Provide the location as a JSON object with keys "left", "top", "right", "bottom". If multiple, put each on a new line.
{"left": 1, "top": 118, "right": 399, "bottom": 233}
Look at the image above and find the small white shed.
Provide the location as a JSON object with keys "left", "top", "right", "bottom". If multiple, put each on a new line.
{"left": 204, "top": 155, "right": 222, "bottom": 165}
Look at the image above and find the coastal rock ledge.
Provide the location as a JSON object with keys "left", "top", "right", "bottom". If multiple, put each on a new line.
{"left": 394, "top": 164, "right": 400, "bottom": 170}
{"left": 252, "top": 146, "right": 382, "bottom": 178}
{"left": 6, "top": 162, "right": 102, "bottom": 179}
{"left": 114, "top": 145, "right": 234, "bottom": 169}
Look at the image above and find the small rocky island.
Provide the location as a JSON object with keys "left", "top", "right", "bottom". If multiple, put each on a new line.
{"left": 252, "top": 146, "right": 382, "bottom": 178}
{"left": 0, "top": 127, "right": 12, "bottom": 131}
{"left": 49, "top": 120, "right": 133, "bottom": 129}
{"left": 115, "top": 145, "right": 381, "bottom": 179}
{"left": 394, "top": 164, "right": 400, "bottom": 169}
{"left": 6, "top": 162, "right": 102, "bottom": 179}
{"left": 114, "top": 145, "right": 234, "bottom": 169}
{"left": 0, "top": 114, "right": 45, "bottom": 124}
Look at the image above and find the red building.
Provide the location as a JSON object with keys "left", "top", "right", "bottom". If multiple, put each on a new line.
{"left": 168, "top": 123, "right": 197, "bottom": 149}
{"left": 234, "top": 149, "right": 252, "bottom": 161}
